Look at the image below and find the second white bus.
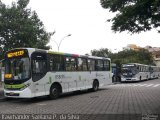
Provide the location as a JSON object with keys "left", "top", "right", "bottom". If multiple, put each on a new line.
{"left": 149, "top": 65, "right": 160, "bottom": 79}
{"left": 121, "top": 63, "right": 150, "bottom": 82}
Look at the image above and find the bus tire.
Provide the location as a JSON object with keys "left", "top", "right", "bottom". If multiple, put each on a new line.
{"left": 112, "top": 76, "right": 116, "bottom": 83}
{"left": 49, "top": 85, "right": 60, "bottom": 99}
{"left": 92, "top": 80, "right": 99, "bottom": 92}
{"left": 139, "top": 76, "right": 141, "bottom": 81}
{"left": 146, "top": 75, "right": 149, "bottom": 80}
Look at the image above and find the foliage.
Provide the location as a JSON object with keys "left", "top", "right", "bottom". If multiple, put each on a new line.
{"left": 113, "top": 49, "right": 154, "bottom": 65}
{"left": 91, "top": 48, "right": 155, "bottom": 68}
{"left": 100, "top": 0, "right": 160, "bottom": 33}
{"left": 91, "top": 48, "right": 111, "bottom": 57}
{"left": 0, "top": 0, "right": 51, "bottom": 59}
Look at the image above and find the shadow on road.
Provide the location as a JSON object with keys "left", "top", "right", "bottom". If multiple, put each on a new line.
{"left": 0, "top": 88, "right": 108, "bottom": 104}
{"left": 118, "top": 79, "right": 151, "bottom": 84}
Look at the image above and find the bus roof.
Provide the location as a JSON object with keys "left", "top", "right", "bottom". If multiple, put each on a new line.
{"left": 48, "top": 50, "right": 110, "bottom": 60}
{"left": 5, "top": 48, "right": 110, "bottom": 60}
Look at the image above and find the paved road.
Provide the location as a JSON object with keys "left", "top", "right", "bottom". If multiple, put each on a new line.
{"left": 0, "top": 79, "right": 160, "bottom": 120}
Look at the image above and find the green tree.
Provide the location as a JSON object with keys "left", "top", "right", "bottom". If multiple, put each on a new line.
{"left": 0, "top": 0, "right": 51, "bottom": 58}
{"left": 112, "top": 49, "right": 155, "bottom": 66}
{"left": 100, "top": 0, "right": 160, "bottom": 33}
{"left": 91, "top": 48, "right": 111, "bottom": 57}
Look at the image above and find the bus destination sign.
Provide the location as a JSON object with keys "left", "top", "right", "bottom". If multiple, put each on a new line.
{"left": 4, "top": 74, "right": 12, "bottom": 79}
{"left": 7, "top": 50, "right": 26, "bottom": 58}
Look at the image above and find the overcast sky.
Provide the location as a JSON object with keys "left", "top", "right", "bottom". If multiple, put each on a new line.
{"left": 2, "top": 0, "right": 160, "bottom": 54}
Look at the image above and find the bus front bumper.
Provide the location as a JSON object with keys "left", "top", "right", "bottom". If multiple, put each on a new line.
{"left": 4, "top": 88, "right": 33, "bottom": 98}
{"left": 121, "top": 77, "right": 139, "bottom": 81}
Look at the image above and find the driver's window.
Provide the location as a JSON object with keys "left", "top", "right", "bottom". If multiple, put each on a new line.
{"left": 31, "top": 52, "right": 47, "bottom": 82}
{"left": 32, "top": 60, "right": 46, "bottom": 74}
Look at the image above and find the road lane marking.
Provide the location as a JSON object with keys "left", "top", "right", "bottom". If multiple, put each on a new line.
{"left": 153, "top": 84, "right": 160, "bottom": 87}
{"left": 111, "top": 83, "right": 160, "bottom": 88}
{"left": 145, "top": 84, "right": 154, "bottom": 87}
{"left": 139, "top": 84, "right": 147, "bottom": 86}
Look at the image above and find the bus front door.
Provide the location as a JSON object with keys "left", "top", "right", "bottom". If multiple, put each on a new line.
{"left": 31, "top": 51, "right": 47, "bottom": 97}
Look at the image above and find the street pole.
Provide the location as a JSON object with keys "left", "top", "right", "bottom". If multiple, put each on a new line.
{"left": 53, "top": 34, "right": 71, "bottom": 52}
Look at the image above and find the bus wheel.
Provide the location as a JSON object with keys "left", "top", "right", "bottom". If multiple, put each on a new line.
{"left": 112, "top": 76, "right": 116, "bottom": 83}
{"left": 92, "top": 80, "right": 99, "bottom": 92}
{"left": 49, "top": 85, "right": 60, "bottom": 99}
{"left": 139, "top": 76, "right": 141, "bottom": 81}
{"left": 146, "top": 75, "right": 148, "bottom": 80}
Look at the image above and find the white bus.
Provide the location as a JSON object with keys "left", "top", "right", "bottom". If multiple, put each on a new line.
{"left": 149, "top": 65, "right": 160, "bottom": 79}
{"left": 121, "top": 63, "right": 151, "bottom": 82}
{"left": 3, "top": 48, "right": 112, "bottom": 99}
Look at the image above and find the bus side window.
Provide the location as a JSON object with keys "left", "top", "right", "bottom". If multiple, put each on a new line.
{"left": 77, "top": 58, "right": 88, "bottom": 71}
{"left": 65, "top": 57, "right": 77, "bottom": 71}
{"left": 49, "top": 58, "right": 54, "bottom": 71}
{"left": 82, "top": 58, "right": 88, "bottom": 71}
{"left": 95, "top": 60, "right": 103, "bottom": 71}
{"left": 77, "top": 58, "right": 82, "bottom": 71}
{"left": 104, "top": 60, "right": 110, "bottom": 71}
{"left": 88, "top": 59, "right": 95, "bottom": 71}
{"left": 49, "top": 55, "right": 65, "bottom": 71}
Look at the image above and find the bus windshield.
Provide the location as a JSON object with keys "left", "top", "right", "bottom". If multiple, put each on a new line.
{"left": 5, "top": 57, "right": 30, "bottom": 80}
{"left": 121, "top": 67, "right": 137, "bottom": 75}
